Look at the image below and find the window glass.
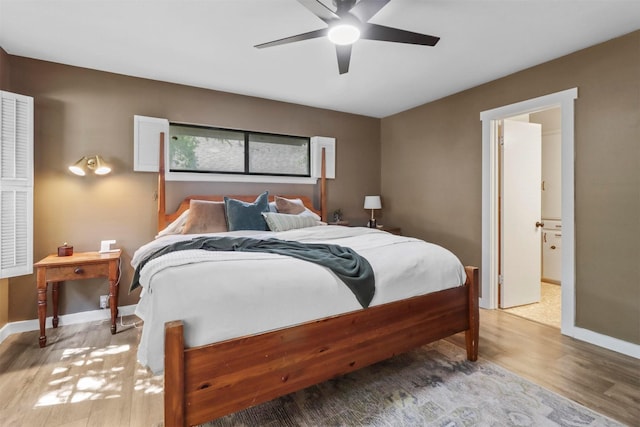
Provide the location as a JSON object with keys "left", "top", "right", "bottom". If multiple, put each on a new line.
{"left": 248, "top": 134, "right": 309, "bottom": 176}
{"left": 169, "top": 125, "right": 244, "bottom": 173}
{"left": 168, "top": 123, "right": 310, "bottom": 177}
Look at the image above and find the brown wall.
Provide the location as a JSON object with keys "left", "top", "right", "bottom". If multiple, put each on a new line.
{"left": 381, "top": 31, "right": 640, "bottom": 344}
{"left": 0, "top": 47, "right": 9, "bottom": 90}
{"left": 5, "top": 57, "right": 380, "bottom": 321}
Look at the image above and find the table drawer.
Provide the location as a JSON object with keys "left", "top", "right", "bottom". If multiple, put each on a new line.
{"left": 46, "top": 263, "right": 110, "bottom": 281}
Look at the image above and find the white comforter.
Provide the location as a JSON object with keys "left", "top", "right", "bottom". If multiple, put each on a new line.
{"left": 132, "top": 225, "right": 466, "bottom": 373}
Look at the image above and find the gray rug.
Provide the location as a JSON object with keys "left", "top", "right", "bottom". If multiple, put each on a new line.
{"left": 203, "top": 340, "right": 622, "bottom": 427}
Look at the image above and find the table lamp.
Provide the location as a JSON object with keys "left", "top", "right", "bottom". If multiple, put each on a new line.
{"left": 364, "top": 195, "right": 382, "bottom": 228}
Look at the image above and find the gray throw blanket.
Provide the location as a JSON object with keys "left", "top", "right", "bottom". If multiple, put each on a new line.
{"left": 130, "top": 236, "right": 375, "bottom": 308}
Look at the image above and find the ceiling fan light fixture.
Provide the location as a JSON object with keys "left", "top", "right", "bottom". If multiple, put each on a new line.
{"left": 328, "top": 24, "right": 360, "bottom": 45}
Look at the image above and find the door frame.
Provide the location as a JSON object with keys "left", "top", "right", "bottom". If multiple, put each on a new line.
{"left": 480, "top": 88, "right": 578, "bottom": 335}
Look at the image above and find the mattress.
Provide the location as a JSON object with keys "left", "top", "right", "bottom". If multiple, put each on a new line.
{"left": 132, "top": 225, "right": 466, "bottom": 373}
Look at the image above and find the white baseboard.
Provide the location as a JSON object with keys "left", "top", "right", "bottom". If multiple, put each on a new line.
{"left": 564, "top": 324, "right": 640, "bottom": 359}
{"left": 0, "top": 304, "right": 137, "bottom": 345}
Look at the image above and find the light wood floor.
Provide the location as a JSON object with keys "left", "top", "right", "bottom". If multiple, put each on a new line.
{"left": 0, "top": 310, "right": 638, "bottom": 426}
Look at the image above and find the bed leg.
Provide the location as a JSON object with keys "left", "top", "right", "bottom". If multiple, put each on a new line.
{"left": 464, "top": 266, "right": 479, "bottom": 361}
{"left": 165, "top": 320, "right": 186, "bottom": 427}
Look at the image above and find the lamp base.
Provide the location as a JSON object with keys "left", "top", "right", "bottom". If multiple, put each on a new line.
{"left": 367, "top": 219, "right": 377, "bottom": 228}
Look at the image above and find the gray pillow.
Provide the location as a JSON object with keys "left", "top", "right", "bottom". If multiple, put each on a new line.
{"left": 224, "top": 191, "right": 270, "bottom": 231}
{"left": 262, "top": 212, "right": 318, "bottom": 232}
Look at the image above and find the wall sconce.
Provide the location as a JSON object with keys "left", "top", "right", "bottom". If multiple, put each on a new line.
{"left": 364, "top": 195, "right": 382, "bottom": 228}
{"left": 69, "top": 155, "right": 111, "bottom": 176}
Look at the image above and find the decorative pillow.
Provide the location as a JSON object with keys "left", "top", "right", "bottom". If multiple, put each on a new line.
{"left": 156, "top": 209, "right": 190, "bottom": 237}
{"left": 262, "top": 212, "right": 318, "bottom": 232}
{"left": 299, "top": 209, "right": 321, "bottom": 221}
{"left": 275, "top": 196, "right": 306, "bottom": 215}
{"left": 182, "top": 200, "right": 227, "bottom": 234}
{"left": 224, "top": 191, "right": 270, "bottom": 231}
{"left": 274, "top": 196, "right": 322, "bottom": 220}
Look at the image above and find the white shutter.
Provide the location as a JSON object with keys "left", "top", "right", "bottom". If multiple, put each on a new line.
{"left": 0, "top": 91, "right": 34, "bottom": 278}
{"left": 133, "top": 115, "right": 169, "bottom": 172}
{"left": 310, "top": 136, "right": 336, "bottom": 179}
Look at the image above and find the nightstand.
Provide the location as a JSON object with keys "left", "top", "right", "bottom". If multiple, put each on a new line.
{"left": 34, "top": 250, "right": 121, "bottom": 347}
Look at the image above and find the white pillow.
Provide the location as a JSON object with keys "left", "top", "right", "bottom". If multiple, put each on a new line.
{"left": 156, "top": 209, "right": 190, "bottom": 238}
{"left": 262, "top": 212, "right": 318, "bottom": 232}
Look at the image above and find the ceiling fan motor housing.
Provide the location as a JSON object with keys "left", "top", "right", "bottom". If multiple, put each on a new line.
{"left": 255, "top": 0, "right": 440, "bottom": 74}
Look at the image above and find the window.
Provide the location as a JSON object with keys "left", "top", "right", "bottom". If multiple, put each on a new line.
{"left": 133, "top": 115, "right": 333, "bottom": 184}
{"left": 169, "top": 124, "right": 310, "bottom": 177}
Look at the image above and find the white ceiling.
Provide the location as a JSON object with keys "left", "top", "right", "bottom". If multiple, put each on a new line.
{"left": 1, "top": 0, "right": 639, "bottom": 118}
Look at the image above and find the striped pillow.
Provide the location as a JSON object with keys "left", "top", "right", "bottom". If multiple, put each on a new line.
{"left": 262, "top": 212, "right": 318, "bottom": 232}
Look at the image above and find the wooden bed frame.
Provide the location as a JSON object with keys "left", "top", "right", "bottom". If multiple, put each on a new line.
{"left": 154, "top": 134, "right": 479, "bottom": 426}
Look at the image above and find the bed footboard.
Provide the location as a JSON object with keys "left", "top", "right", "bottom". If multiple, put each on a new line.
{"left": 165, "top": 266, "right": 479, "bottom": 427}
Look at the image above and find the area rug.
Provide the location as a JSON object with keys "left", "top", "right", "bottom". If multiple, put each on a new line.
{"left": 201, "top": 340, "right": 622, "bottom": 427}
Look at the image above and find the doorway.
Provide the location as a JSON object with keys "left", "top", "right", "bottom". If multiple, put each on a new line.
{"left": 479, "top": 88, "right": 578, "bottom": 336}
{"left": 498, "top": 109, "right": 562, "bottom": 328}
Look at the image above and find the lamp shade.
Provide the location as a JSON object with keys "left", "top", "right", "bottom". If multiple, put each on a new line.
{"left": 68, "top": 157, "right": 88, "bottom": 176}
{"left": 90, "top": 155, "right": 111, "bottom": 175}
{"left": 364, "top": 195, "right": 382, "bottom": 210}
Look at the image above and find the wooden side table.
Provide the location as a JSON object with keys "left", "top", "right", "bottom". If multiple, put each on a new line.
{"left": 34, "top": 250, "right": 121, "bottom": 347}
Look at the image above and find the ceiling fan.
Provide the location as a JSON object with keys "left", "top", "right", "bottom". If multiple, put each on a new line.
{"left": 254, "top": 0, "right": 440, "bottom": 74}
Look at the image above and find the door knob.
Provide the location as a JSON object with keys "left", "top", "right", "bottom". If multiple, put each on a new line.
{"left": 535, "top": 221, "right": 544, "bottom": 228}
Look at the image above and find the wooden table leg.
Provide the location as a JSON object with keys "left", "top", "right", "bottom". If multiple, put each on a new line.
{"left": 52, "top": 281, "right": 60, "bottom": 328}
{"left": 36, "top": 268, "right": 47, "bottom": 348}
{"left": 109, "top": 260, "right": 119, "bottom": 335}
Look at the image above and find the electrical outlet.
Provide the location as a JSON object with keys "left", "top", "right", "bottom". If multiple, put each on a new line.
{"left": 99, "top": 295, "right": 109, "bottom": 309}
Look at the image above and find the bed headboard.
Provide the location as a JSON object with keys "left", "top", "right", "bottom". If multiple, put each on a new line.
{"left": 157, "top": 133, "right": 327, "bottom": 232}
{"left": 161, "top": 195, "right": 320, "bottom": 232}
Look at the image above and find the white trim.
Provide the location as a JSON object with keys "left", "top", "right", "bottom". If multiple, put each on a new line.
{"left": 164, "top": 171, "right": 318, "bottom": 185}
{"left": 569, "top": 326, "right": 640, "bottom": 359}
{"left": 0, "top": 304, "right": 137, "bottom": 344}
{"left": 480, "top": 88, "right": 578, "bottom": 326}
{"left": 481, "top": 89, "right": 638, "bottom": 358}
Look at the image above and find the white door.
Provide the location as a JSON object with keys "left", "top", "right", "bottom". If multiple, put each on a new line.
{"left": 500, "top": 119, "right": 542, "bottom": 308}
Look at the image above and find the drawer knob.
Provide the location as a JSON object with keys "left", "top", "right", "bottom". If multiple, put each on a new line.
{"left": 74, "top": 267, "right": 84, "bottom": 274}
{"left": 550, "top": 245, "right": 556, "bottom": 250}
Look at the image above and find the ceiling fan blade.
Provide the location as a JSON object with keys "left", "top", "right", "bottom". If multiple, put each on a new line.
{"left": 336, "top": 44, "right": 352, "bottom": 74}
{"left": 297, "top": 0, "right": 340, "bottom": 24}
{"left": 361, "top": 23, "right": 440, "bottom": 46}
{"left": 254, "top": 28, "right": 328, "bottom": 49}
{"left": 348, "top": 0, "right": 390, "bottom": 23}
